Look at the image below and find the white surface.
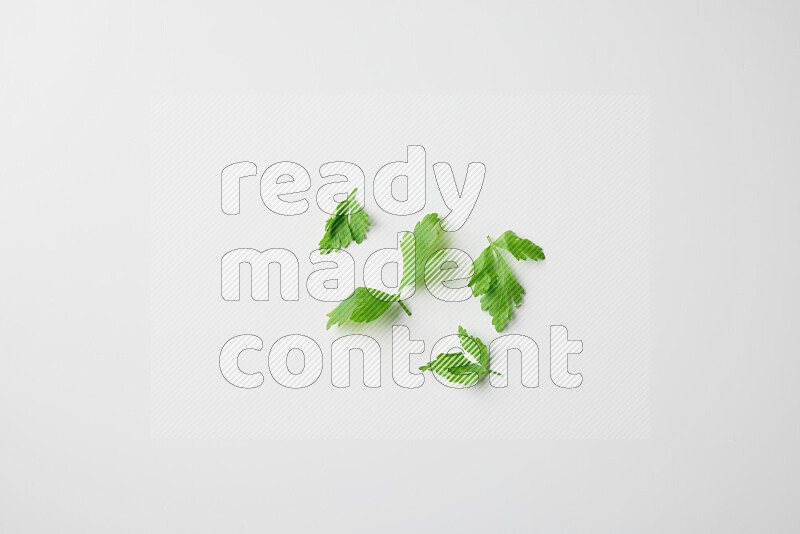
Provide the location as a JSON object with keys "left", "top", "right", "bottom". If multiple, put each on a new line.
{"left": 1, "top": 0, "right": 798, "bottom": 532}
{"left": 151, "top": 95, "right": 650, "bottom": 439}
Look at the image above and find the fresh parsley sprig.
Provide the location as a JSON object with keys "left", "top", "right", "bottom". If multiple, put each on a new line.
{"left": 318, "top": 189, "right": 370, "bottom": 254}
{"left": 468, "top": 231, "right": 545, "bottom": 332}
{"left": 398, "top": 213, "right": 444, "bottom": 293}
{"left": 419, "top": 325, "right": 500, "bottom": 385}
{"left": 326, "top": 287, "right": 408, "bottom": 329}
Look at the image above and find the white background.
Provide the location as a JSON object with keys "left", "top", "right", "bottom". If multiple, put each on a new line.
{"left": 1, "top": 0, "right": 798, "bottom": 532}
{"left": 151, "top": 95, "right": 650, "bottom": 439}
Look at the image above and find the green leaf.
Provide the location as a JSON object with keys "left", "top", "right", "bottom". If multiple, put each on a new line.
{"left": 480, "top": 252, "right": 525, "bottom": 332}
{"left": 419, "top": 352, "right": 481, "bottom": 386}
{"left": 492, "top": 230, "right": 545, "bottom": 261}
{"left": 326, "top": 287, "right": 400, "bottom": 329}
{"left": 398, "top": 213, "right": 444, "bottom": 292}
{"left": 418, "top": 325, "right": 499, "bottom": 385}
{"left": 467, "top": 245, "right": 495, "bottom": 296}
{"left": 457, "top": 325, "right": 489, "bottom": 368}
{"left": 468, "top": 231, "right": 545, "bottom": 332}
{"left": 318, "top": 189, "right": 371, "bottom": 254}
{"left": 448, "top": 364, "right": 489, "bottom": 376}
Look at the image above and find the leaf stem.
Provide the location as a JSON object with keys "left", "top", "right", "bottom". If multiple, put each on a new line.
{"left": 397, "top": 300, "right": 412, "bottom": 316}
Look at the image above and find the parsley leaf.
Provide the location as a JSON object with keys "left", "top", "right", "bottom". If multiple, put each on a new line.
{"left": 468, "top": 231, "right": 545, "bottom": 332}
{"left": 398, "top": 213, "right": 444, "bottom": 292}
{"left": 457, "top": 325, "right": 489, "bottom": 368}
{"left": 318, "top": 189, "right": 371, "bottom": 254}
{"left": 492, "top": 230, "right": 545, "bottom": 262}
{"left": 418, "top": 325, "right": 500, "bottom": 385}
{"left": 326, "top": 287, "right": 409, "bottom": 329}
